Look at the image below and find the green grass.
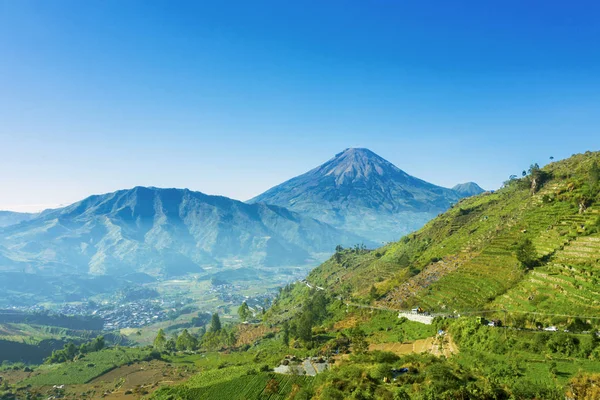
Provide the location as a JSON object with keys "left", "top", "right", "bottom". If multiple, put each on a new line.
{"left": 21, "top": 347, "right": 155, "bottom": 386}
{"left": 346, "top": 309, "right": 437, "bottom": 344}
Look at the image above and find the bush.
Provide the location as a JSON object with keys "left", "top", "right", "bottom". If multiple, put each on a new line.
{"left": 371, "top": 351, "right": 400, "bottom": 364}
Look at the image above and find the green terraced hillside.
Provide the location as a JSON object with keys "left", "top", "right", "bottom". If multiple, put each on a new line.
{"left": 307, "top": 151, "right": 600, "bottom": 318}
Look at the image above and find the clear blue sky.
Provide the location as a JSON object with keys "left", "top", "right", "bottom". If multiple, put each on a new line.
{"left": 1, "top": 1, "right": 599, "bottom": 211}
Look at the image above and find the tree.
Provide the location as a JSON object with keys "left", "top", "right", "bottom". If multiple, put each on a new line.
{"left": 515, "top": 238, "right": 537, "bottom": 269}
{"left": 153, "top": 329, "right": 167, "bottom": 350}
{"left": 369, "top": 285, "right": 378, "bottom": 301}
{"left": 350, "top": 326, "right": 368, "bottom": 354}
{"left": 228, "top": 331, "right": 237, "bottom": 347}
{"left": 397, "top": 328, "right": 405, "bottom": 344}
{"left": 528, "top": 163, "right": 549, "bottom": 193}
{"left": 238, "top": 302, "right": 251, "bottom": 321}
{"left": 210, "top": 313, "right": 222, "bottom": 332}
{"left": 334, "top": 245, "right": 344, "bottom": 264}
{"left": 297, "top": 311, "right": 313, "bottom": 343}
{"left": 590, "top": 161, "right": 600, "bottom": 193}
{"left": 176, "top": 329, "right": 198, "bottom": 351}
{"left": 90, "top": 335, "right": 105, "bottom": 352}
{"left": 197, "top": 326, "right": 206, "bottom": 341}
{"left": 282, "top": 321, "right": 290, "bottom": 347}
{"left": 64, "top": 342, "right": 77, "bottom": 360}
{"left": 334, "top": 251, "right": 342, "bottom": 264}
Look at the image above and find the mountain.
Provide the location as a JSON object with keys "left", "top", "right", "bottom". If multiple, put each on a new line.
{"left": 0, "top": 211, "right": 36, "bottom": 227}
{"left": 0, "top": 187, "right": 368, "bottom": 279}
{"left": 249, "top": 148, "right": 469, "bottom": 243}
{"left": 305, "top": 151, "right": 600, "bottom": 318}
{"left": 452, "top": 182, "right": 485, "bottom": 197}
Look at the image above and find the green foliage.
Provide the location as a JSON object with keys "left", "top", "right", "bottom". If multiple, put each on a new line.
{"left": 515, "top": 237, "right": 538, "bottom": 269}
{"left": 282, "top": 321, "right": 289, "bottom": 347}
{"left": 201, "top": 328, "right": 236, "bottom": 351}
{"left": 349, "top": 326, "right": 368, "bottom": 354}
{"left": 368, "top": 285, "right": 378, "bottom": 301}
{"left": 589, "top": 161, "right": 600, "bottom": 192}
{"left": 153, "top": 328, "right": 167, "bottom": 350}
{"left": 26, "top": 347, "right": 156, "bottom": 386}
{"left": 175, "top": 329, "right": 198, "bottom": 351}
{"left": 45, "top": 335, "right": 105, "bottom": 364}
{"left": 210, "top": 313, "right": 222, "bottom": 332}
{"left": 238, "top": 302, "right": 251, "bottom": 322}
{"left": 284, "top": 289, "right": 330, "bottom": 347}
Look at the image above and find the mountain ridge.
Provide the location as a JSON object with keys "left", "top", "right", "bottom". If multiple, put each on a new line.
{"left": 0, "top": 211, "right": 37, "bottom": 228}
{"left": 0, "top": 186, "right": 370, "bottom": 279}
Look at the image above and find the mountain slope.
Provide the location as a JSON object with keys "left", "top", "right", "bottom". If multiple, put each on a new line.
{"left": 0, "top": 211, "right": 36, "bottom": 227}
{"left": 249, "top": 148, "right": 467, "bottom": 243}
{"left": 0, "top": 187, "right": 368, "bottom": 278}
{"left": 452, "top": 182, "right": 485, "bottom": 197}
{"left": 306, "top": 151, "right": 600, "bottom": 318}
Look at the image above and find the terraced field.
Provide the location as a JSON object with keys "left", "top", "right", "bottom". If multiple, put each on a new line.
{"left": 359, "top": 152, "right": 600, "bottom": 315}
{"left": 493, "top": 229, "right": 600, "bottom": 318}
{"left": 151, "top": 368, "right": 314, "bottom": 400}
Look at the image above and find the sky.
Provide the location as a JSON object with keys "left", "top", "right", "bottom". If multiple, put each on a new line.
{"left": 1, "top": 1, "right": 600, "bottom": 212}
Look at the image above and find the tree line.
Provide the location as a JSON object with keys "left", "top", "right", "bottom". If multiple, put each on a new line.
{"left": 152, "top": 313, "right": 236, "bottom": 352}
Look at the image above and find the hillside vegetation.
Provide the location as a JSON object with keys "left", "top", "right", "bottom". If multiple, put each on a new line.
{"left": 307, "top": 151, "right": 600, "bottom": 323}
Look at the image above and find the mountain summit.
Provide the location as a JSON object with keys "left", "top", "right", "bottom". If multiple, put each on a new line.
{"left": 249, "top": 148, "right": 471, "bottom": 242}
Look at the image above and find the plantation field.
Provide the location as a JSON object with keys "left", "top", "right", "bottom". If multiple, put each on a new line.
{"left": 22, "top": 347, "right": 156, "bottom": 386}
{"left": 152, "top": 370, "right": 313, "bottom": 400}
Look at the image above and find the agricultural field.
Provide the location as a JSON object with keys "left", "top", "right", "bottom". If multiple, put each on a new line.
{"left": 22, "top": 347, "right": 157, "bottom": 386}
{"left": 152, "top": 368, "right": 314, "bottom": 400}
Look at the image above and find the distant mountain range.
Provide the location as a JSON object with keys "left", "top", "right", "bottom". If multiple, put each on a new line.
{"left": 0, "top": 148, "right": 482, "bottom": 290}
{"left": 249, "top": 148, "right": 481, "bottom": 243}
{"left": 0, "top": 211, "right": 36, "bottom": 228}
{"left": 0, "top": 187, "right": 368, "bottom": 279}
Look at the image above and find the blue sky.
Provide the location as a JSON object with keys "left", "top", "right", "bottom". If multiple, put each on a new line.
{"left": 1, "top": 1, "right": 599, "bottom": 211}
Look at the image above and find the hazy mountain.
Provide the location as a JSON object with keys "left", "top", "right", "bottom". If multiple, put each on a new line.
{"left": 452, "top": 182, "right": 485, "bottom": 197}
{"left": 0, "top": 211, "right": 36, "bottom": 228}
{"left": 0, "top": 187, "right": 367, "bottom": 278}
{"left": 249, "top": 148, "right": 468, "bottom": 243}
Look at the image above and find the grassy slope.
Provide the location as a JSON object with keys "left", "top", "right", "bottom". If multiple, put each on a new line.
{"left": 22, "top": 347, "right": 154, "bottom": 386}
{"left": 307, "top": 151, "right": 600, "bottom": 319}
